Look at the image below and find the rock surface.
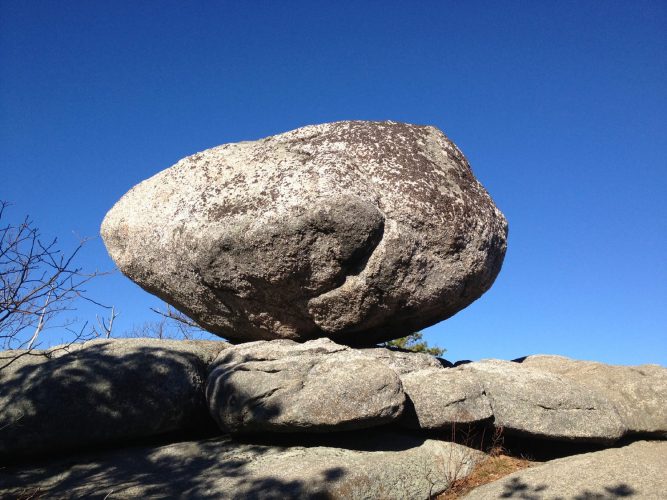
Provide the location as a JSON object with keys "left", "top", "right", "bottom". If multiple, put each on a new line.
{"left": 398, "top": 360, "right": 626, "bottom": 442}
{"left": 467, "top": 360, "right": 626, "bottom": 442}
{"left": 0, "top": 338, "right": 228, "bottom": 460}
{"left": 101, "top": 121, "right": 508, "bottom": 344}
{"left": 206, "top": 338, "right": 405, "bottom": 433}
{"left": 463, "top": 440, "right": 667, "bottom": 499}
{"left": 401, "top": 367, "right": 493, "bottom": 428}
{"left": 0, "top": 431, "right": 485, "bottom": 499}
{"left": 360, "top": 346, "right": 447, "bottom": 373}
{"left": 519, "top": 355, "right": 667, "bottom": 437}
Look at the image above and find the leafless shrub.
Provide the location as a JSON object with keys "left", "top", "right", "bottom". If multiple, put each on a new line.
{"left": 0, "top": 201, "right": 108, "bottom": 350}
{"left": 124, "top": 304, "right": 210, "bottom": 340}
{"left": 442, "top": 421, "right": 480, "bottom": 488}
{"left": 434, "top": 423, "right": 523, "bottom": 499}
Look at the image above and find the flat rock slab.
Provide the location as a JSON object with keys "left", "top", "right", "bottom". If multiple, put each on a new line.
{"left": 463, "top": 440, "right": 667, "bottom": 499}
{"left": 0, "top": 431, "right": 485, "bottom": 499}
{"left": 399, "top": 360, "right": 626, "bottom": 443}
{"left": 519, "top": 355, "right": 667, "bottom": 437}
{"left": 467, "top": 360, "right": 626, "bottom": 442}
{"left": 207, "top": 338, "right": 405, "bottom": 433}
{"left": 0, "top": 338, "right": 228, "bottom": 461}
{"left": 101, "top": 120, "right": 507, "bottom": 344}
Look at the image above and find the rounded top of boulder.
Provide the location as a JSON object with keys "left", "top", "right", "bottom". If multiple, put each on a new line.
{"left": 101, "top": 121, "right": 508, "bottom": 345}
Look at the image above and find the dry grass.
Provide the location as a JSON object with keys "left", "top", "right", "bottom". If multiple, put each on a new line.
{"left": 437, "top": 454, "right": 536, "bottom": 499}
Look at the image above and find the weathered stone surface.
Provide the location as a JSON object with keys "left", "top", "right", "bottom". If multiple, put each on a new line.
{"left": 519, "top": 355, "right": 667, "bottom": 437}
{"left": 360, "top": 346, "right": 447, "bottom": 374}
{"left": 0, "top": 338, "right": 228, "bottom": 460}
{"left": 101, "top": 121, "right": 508, "bottom": 344}
{"left": 206, "top": 338, "right": 405, "bottom": 433}
{"left": 0, "top": 431, "right": 486, "bottom": 499}
{"left": 401, "top": 368, "right": 493, "bottom": 429}
{"left": 396, "top": 360, "right": 626, "bottom": 442}
{"left": 463, "top": 440, "right": 667, "bottom": 499}
{"left": 466, "top": 360, "right": 626, "bottom": 442}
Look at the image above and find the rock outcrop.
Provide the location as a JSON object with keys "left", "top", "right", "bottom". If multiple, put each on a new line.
{"left": 5, "top": 121, "right": 664, "bottom": 499}
{"left": 198, "top": 338, "right": 662, "bottom": 443}
{"left": 0, "top": 431, "right": 485, "bottom": 499}
{"left": 1, "top": 339, "right": 665, "bottom": 498}
{"left": 206, "top": 340, "right": 638, "bottom": 444}
{"left": 463, "top": 440, "right": 667, "bottom": 499}
{"left": 0, "top": 338, "right": 228, "bottom": 460}
{"left": 518, "top": 355, "right": 667, "bottom": 437}
{"left": 206, "top": 338, "right": 405, "bottom": 433}
{"left": 101, "top": 121, "right": 508, "bottom": 344}
{"left": 399, "top": 360, "right": 627, "bottom": 442}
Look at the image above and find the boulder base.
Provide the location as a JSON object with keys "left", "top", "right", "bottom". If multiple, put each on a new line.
{"left": 206, "top": 338, "right": 405, "bottom": 433}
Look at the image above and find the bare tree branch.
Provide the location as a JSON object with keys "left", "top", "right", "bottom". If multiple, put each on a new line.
{"left": 150, "top": 304, "right": 200, "bottom": 329}
{"left": 27, "top": 289, "right": 52, "bottom": 349}
{"left": 0, "top": 201, "right": 108, "bottom": 350}
{"left": 93, "top": 306, "right": 118, "bottom": 339}
{"left": 123, "top": 303, "right": 209, "bottom": 341}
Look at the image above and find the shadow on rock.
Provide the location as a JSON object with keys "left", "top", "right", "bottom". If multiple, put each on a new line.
{"left": 0, "top": 339, "right": 225, "bottom": 463}
{"left": 0, "top": 436, "right": 341, "bottom": 499}
{"left": 0, "top": 429, "right": 477, "bottom": 499}
{"left": 498, "top": 477, "right": 636, "bottom": 499}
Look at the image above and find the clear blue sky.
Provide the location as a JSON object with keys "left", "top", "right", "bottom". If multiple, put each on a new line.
{"left": 1, "top": 1, "right": 665, "bottom": 365}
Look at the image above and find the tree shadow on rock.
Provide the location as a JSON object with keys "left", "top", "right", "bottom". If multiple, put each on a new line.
{"left": 498, "top": 477, "right": 636, "bottom": 500}
{"left": 574, "top": 484, "right": 636, "bottom": 499}
{"left": 0, "top": 435, "right": 347, "bottom": 498}
{"left": 0, "top": 339, "right": 224, "bottom": 463}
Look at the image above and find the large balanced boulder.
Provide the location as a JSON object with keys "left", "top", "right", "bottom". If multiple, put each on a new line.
{"left": 206, "top": 338, "right": 405, "bottom": 433}
{"left": 0, "top": 431, "right": 485, "bottom": 499}
{"left": 101, "top": 121, "right": 508, "bottom": 344}
{"left": 518, "top": 355, "right": 667, "bottom": 437}
{"left": 0, "top": 338, "right": 228, "bottom": 461}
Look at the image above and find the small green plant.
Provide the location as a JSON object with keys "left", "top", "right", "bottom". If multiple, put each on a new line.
{"left": 382, "top": 332, "right": 446, "bottom": 356}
